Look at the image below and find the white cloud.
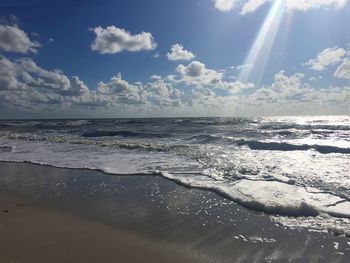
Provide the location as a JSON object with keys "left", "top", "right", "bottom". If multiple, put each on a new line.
{"left": 235, "top": 64, "right": 253, "bottom": 70}
{"left": 150, "top": 74, "right": 162, "bottom": 80}
{"left": 0, "top": 55, "right": 89, "bottom": 97}
{"left": 241, "top": 0, "right": 270, "bottom": 15}
{"left": 166, "top": 44, "right": 195, "bottom": 61}
{"left": 96, "top": 73, "right": 146, "bottom": 105}
{"left": 144, "top": 79, "right": 183, "bottom": 107}
{"left": 0, "top": 55, "right": 24, "bottom": 90}
{"left": 286, "top": 0, "right": 347, "bottom": 12}
{"left": 306, "top": 47, "right": 347, "bottom": 71}
{"left": 215, "top": 0, "right": 348, "bottom": 14}
{"left": 248, "top": 71, "right": 316, "bottom": 105}
{"left": 220, "top": 81, "right": 255, "bottom": 94}
{"left": 0, "top": 54, "right": 188, "bottom": 116}
{"left": 152, "top": 52, "right": 160, "bottom": 58}
{"left": 176, "top": 60, "right": 223, "bottom": 85}
{"left": 334, "top": 58, "right": 350, "bottom": 80}
{"left": 0, "top": 24, "right": 40, "bottom": 53}
{"left": 309, "top": 76, "right": 323, "bottom": 81}
{"left": 90, "top": 26, "right": 157, "bottom": 54}
{"left": 64, "top": 76, "right": 90, "bottom": 96}
{"left": 245, "top": 71, "right": 350, "bottom": 115}
{"left": 175, "top": 60, "right": 254, "bottom": 93}
{"left": 214, "top": 0, "right": 238, "bottom": 12}
{"left": 1, "top": 53, "right": 349, "bottom": 117}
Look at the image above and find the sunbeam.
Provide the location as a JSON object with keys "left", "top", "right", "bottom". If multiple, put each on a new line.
{"left": 238, "top": 0, "right": 287, "bottom": 85}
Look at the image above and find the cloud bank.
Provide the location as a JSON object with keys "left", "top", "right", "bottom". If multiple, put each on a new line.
{"left": 0, "top": 23, "right": 349, "bottom": 117}
{"left": 3, "top": 48, "right": 348, "bottom": 118}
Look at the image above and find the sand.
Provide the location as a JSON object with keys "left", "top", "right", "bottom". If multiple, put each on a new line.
{"left": 0, "top": 191, "right": 208, "bottom": 263}
{"left": 0, "top": 161, "right": 349, "bottom": 262}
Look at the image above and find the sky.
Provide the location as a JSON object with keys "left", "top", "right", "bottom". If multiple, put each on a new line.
{"left": 0, "top": 0, "right": 349, "bottom": 118}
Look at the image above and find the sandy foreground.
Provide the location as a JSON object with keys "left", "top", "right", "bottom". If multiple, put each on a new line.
{"left": 0, "top": 191, "right": 208, "bottom": 263}
{"left": 0, "top": 162, "right": 349, "bottom": 262}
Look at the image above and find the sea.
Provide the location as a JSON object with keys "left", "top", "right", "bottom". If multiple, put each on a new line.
{"left": 0, "top": 116, "right": 349, "bottom": 234}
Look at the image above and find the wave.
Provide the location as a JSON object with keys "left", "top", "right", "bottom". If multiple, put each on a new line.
{"left": 2, "top": 129, "right": 350, "bottom": 156}
{"left": 82, "top": 130, "right": 170, "bottom": 138}
{"left": 158, "top": 172, "right": 350, "bottom": 219}
{"left": 236, "top": 139, "right": 350, "bottom": 154}
{"left": 0, "top": 131, "right": 189, "bottom": 154}
{"left": 5, "top": 158, "right": 348, "bottom": 220}
{"left": 0, "top": 146, "right": 12, "bottom": 152}
{"left": 185, "top": 134, "right": 350, "bottom": 154}
{"left": 82, "top": 130, "right": 142, "bottom": 138}
{"left": 185, "top": 134, "right": 221, "bottom": 143}
{"left": 260, "top": 123, "right": 350, "bottom": 131}
{"left": 188, "top": 118, "right": 257, "bottom": 126}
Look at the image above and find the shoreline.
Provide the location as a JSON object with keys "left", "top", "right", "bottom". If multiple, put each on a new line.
{"left": 1, "top": 161, "right": 349, "bottom": 262}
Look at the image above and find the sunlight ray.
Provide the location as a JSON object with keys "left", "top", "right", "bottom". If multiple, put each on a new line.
{"left": 238, "top": 0, "right": 287, "bottom": 85}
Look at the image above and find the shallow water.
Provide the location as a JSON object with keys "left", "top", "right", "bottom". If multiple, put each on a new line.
{"left": 1, "top": 162, "right": 349, "bottom": 262}
{"left": 0, "top": 116, "right": 349, "bottom": 233}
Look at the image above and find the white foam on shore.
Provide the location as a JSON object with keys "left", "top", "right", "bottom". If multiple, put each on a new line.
{"left": 1, "top": 136, "right": 350, "bottom": 233}
{"left": 161, "top": 172, "right": 350, "bottom": 218}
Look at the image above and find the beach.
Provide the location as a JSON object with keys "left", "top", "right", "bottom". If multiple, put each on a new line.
{"left": 1, "top": 191, "right": 209, "bottom": 263}
{"left": 1, "top": 161, "right": 349, "bottom": 262}
{"left": 1, "top": 0, "right": 349, "bottom": 260}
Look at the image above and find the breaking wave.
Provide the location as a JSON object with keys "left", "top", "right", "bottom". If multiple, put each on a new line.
{"left": 187, "top": 135, "right": 350, "bottom": 154}
{"left": 236, "top": 139, "right": 350, "bottom": 154}
{"left": 1, "top": 116, "right": 350, "bottom": 233}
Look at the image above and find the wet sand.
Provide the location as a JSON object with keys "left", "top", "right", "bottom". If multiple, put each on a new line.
{"left": 0, "top": 161, "right": 349, "bottom": 262}
{"left": 0, "top": 192, "right": 208, "bottom": 263}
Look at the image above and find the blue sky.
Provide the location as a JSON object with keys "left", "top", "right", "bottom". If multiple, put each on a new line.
{"left": 0, "top": 0, "right": 349, "bottom": 117}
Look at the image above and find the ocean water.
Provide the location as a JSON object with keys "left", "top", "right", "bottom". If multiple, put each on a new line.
{"left": 0, "top": 116, "right": 349, "bottom": 234}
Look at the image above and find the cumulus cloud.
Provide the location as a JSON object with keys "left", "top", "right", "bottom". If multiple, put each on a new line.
{"left": 144, "top": 79, "right": 183, "bottom": 107}
{"left": 176, "top": 60, "right": 223, "bottom": 85}
{"left": 96, "top": 73, "right": 146, "bottom": 105}
{"left": 214, "top": 0, "right": 237, "bottom": 12}
{"left": 286, "top": 0, "right": 347, "bottom": 12}
{"left": 61, "top": 76, "right": 90, "bottom": 96}
{"left": 90, "top": 26, "right": 157, "bottom": 54}
{"left": 215, "top": 0, "right": 348, "bottom": 14}
{"left": 166, "top": 44, "right": 195, "bottom": 61}
{"left": 241, "top": 0, "right": 270, "bottom": 15}
{"left": 249, "top": 71, "right": 308, "bottom": 103}
{"left": 220, "top": 81, "right": 255, "bottom": 94}
{"left": 306, "top": 47, "right": 347, "bottom": 71}
{"left": 1, "top": 54, "right": 349, "bottom": 117}
{"left": 305, "top": 45, "right": 350, "bottom": 81}
{"left": 0, "top": 55, "right": 24, "bottom": 90}
{"left": 175, "top": 60, "right": 254, "bottom": 94}
{"left": 334, "top": 58, "right": 350, "bottom": 80}
{"left": 0, "top": 55, "right": 89, "bottom": 97}
{"left": 150, "top": 74, "right": 162, "bottom": 80}
{"left": 245, "top": 71, "right": 350, "bottom": 115}
{"left": 0, "top": 52, "right": 189, "bottom": 116}
{"left": 0, "top": 24, "right": 40, "bottom": 53}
